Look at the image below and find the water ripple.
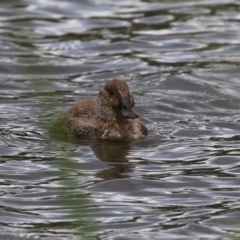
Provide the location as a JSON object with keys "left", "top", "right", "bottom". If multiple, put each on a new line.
{"left": 1, "top": 0, "right": 240, "bottom": 239}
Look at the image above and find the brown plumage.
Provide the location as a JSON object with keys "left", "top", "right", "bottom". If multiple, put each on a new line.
{"left": 53, "top": 79, "right": 148, "bottom": 141}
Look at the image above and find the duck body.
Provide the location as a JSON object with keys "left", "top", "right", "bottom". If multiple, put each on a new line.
{"left": 54, "top": 79, "right": 147, "bottom": 141}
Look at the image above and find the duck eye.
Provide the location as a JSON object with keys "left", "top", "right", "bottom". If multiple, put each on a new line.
{"left": 109, "top": 90, "right": 114, "bottom": 96}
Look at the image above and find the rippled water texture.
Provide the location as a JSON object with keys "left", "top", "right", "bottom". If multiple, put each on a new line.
{"left": 1, "top": 0, "right": 240, "bottom": 239}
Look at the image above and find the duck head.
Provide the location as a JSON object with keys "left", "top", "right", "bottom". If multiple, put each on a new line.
{"left": 97, "top": 79, "right": 139, "bottom": 121}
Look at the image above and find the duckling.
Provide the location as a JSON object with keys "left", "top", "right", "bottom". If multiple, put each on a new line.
{"left": 54, "top": 78, "right": 147, "bottom": 141}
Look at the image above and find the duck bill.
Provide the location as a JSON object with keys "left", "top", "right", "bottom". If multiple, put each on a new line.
{"left": 122, "top": 108, "right": 139, "bottom": 119}
{"left": 121, "top": 96, "right": 139, "bottom": 119}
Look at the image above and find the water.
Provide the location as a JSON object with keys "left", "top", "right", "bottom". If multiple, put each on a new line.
{"left": 1, "top": 0, "right": 240, "bottom": 239}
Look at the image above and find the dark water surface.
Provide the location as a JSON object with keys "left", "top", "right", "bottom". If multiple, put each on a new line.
{"left": 1, "top": 0, "right": 240, "bottom": 239}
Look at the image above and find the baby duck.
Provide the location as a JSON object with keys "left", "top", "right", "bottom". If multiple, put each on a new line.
{"left": 55, "top": 79, "right": 147, "bottom": 141}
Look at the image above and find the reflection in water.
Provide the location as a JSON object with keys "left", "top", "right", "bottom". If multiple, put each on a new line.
{"left": 51, "top": 124, "right": 132, "bottom": 180}
{"left": 90, "top": 140, "right": 129, "bottom": 163}
{"left": 50, "top": 128, "right": 132, "bottom": 180}
{"left": 64, "top": 136, "right": 132, "bottom": 180}
{"left": 90, "top": 140, "right": 131, "bottom": 180}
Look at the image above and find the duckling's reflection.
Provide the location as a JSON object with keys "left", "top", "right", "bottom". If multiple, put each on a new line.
{"left": 77, "top": 139, "right": 132, "bottom": 180}
{"left": 51, "top": 130, "right": 133, "bottom": 180}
